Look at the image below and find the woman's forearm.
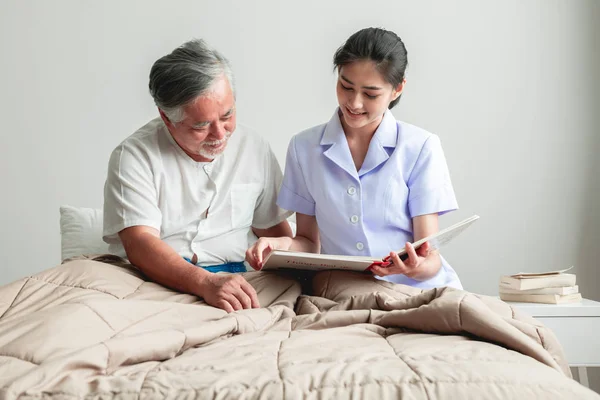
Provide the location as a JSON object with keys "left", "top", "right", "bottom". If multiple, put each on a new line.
{"left": 412, "top": 251, "right": 442, "bottom": 281}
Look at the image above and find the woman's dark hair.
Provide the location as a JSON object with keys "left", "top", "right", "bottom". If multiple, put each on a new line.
{"left": 333, "top": 28, "right": 408, "bottom": 109}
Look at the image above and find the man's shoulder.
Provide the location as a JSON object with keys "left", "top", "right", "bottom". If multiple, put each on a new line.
{"left": 234, "top": 123, "right": 269, "bottom": 147}
{"left": 112, "top": 117, "right": 164, "bottom": 154}
{"left": 114, "top": 117, "right": 161, "bottom": 147}
{"left": 107, "top": 117, "right": 165, "bottom": 167}
{"left": 229, "top": 124, "right": 275, "bottom": 162}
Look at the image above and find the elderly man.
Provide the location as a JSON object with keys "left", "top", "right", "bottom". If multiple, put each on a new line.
{"left": 103, "top": 39, "right": 293, "bottom": 313}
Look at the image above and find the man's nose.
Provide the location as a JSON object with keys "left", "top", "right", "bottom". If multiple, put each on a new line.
{"left": 210, "top": 122, "right": 227, "bottom": 140}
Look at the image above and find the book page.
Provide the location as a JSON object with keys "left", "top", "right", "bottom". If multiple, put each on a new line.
{"left": 510, "top": 265, "right": 574, "bottom": 278}
{"left": 395, "top": 215, "right": 480, "bottom": 256}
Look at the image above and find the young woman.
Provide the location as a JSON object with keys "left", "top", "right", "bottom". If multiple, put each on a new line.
{"left": 247, "top": 27, "right": 462, "bottom": 289}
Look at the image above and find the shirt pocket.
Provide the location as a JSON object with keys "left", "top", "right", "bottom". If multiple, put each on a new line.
{"left": 230, "top": 183, "right": 262, "bottom": 228}
{"left": 383, "top": 178, "right": 412, "bottom": 230}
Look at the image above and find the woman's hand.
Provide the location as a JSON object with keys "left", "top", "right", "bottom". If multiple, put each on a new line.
{"left": 370, "top": 241, "right": 440, "bottom": 280}
{"left": 245, "top": 236, "right": 292, "bottom": 271}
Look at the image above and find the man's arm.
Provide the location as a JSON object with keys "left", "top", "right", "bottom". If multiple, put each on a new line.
{"left": 119, "top": 226, "right": 208, "bottom": 295}
{"left": 119, "top": 226, "right": 259, "bottom": 312}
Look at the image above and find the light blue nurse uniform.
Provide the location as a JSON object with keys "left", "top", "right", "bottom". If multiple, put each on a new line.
{"left": 277, "top": 108, "right": 462, "bottom": 289}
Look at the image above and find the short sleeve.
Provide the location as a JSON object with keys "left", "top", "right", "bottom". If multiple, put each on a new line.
{"left": 102, "top": 143, "right": 162, "bottom": 243}
{"left": 407, "top": 135, "right": 458, "bottom": 217}
{"left": 251, "top": 144, "right": 294, "bottom": 229}
{"left": 277, "top": 136, "right": 316, "bottom": 216}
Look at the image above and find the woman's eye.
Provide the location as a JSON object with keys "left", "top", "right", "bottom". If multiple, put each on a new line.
{"left": 365, "top": 93, "right": 379, "bottom": 99}
{"left": 341, "top": 83, "right": 353, "bottom": 91}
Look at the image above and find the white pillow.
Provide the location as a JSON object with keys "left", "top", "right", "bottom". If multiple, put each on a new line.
{"left": 59, "top": 205, "right": 109, "bottom": 261}
{"left": 59, "top": 206, "right": 297, "bottom": 261}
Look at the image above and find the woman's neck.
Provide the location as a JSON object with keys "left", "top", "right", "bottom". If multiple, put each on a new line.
{"left": 339, "top": 111, "right": 383, "bottom": 143}
{"left": 339, "top": 111, "right": 385, "bottom": 170}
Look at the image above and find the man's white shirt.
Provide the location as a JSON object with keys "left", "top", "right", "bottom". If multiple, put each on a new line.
{"left": 103, "top": 117, "right": 292, "bottom": 266}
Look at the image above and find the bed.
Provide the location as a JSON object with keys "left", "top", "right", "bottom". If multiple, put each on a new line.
{"left": 0, "top": 206, "right": 596, "bottom": 399}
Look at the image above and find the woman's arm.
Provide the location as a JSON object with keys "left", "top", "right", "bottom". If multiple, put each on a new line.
{"left": 370, "top": 213, "right": 442, "bottom": 280}
{"left": 410, "top": 213, "right": 442, "bottom": 279}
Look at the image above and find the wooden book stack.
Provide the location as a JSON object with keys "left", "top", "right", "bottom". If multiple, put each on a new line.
{"left": 499, "top": 267, "right": 581, "bottom": 304}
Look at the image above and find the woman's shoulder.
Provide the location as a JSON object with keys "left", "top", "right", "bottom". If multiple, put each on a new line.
{"left": 392, "top": 120, "right": 447, "bottom": 162}
{"left": 396, "top": 120, "right": 438, "bottom": 144}
{"left": 290, "top": 122, "right": 329, "bottom": 147}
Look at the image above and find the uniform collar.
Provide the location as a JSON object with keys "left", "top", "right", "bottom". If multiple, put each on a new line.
{"left": 320, "top": 108, "right": 397, "bottom": 178}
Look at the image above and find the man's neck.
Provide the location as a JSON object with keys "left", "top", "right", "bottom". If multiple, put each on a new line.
{"left": 183, "top": 149, "right": 214, "bottom": 163}
{"left": 165, "top": 127, "right": 215, "bottom": 163}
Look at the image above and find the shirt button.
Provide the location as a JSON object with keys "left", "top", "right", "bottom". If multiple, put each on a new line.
{"left": 204, "top": 165, "right": 212, "bottom": 173}
{"left": 347, "top": 186, "right": 356, "bottom": 195}
{"left": 350, "top": 215, "right": 359, "bottom": 224}
{"left": 356, "top": 242, "right": 364, "bottom": 251}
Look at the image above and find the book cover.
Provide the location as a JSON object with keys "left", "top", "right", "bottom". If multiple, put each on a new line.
{"left": 499, "top": 273, "right": 576, "bottom": 291}
{"left": 499, "top": 292, "right": 582, "bottom": 304}
{"left": 261, "top": 215, "right": 480, "bottom": 271}
{"left": 260, "top": 251, "right": 377, "bottom": 272}
{"left": 498, "top": 285, "right": 579, "bottom": 295}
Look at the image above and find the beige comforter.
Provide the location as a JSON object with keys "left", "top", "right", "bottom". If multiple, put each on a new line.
{"left": 0, "top": 257, "right": 596, "bottom": 399}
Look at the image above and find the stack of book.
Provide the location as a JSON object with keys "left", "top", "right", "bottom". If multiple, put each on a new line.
{"left": 499, "top": 267, "right": 582, "bottom": 304}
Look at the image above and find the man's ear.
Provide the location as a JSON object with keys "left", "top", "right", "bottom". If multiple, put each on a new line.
{"left": 158, "top": 109, "right": 173, "bottom": 128}
{"left": 392, "top": 79, "right": 407, "bottom": 100}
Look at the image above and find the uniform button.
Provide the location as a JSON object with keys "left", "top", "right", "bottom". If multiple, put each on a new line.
{"left": 204, "top": 165, "right": 212, "bottom": 173}
{"left": 356, "top": 242, "right": 364, "bottom": 250}
{"left": 347, "top": 186, "right": 356, "bottom": 195}
{"left": 350, "top": 215, "right": 359, "bottom": 224}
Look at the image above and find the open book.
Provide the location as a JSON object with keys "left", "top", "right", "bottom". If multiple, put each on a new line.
{"left": 261, "top": 215, "right": 480, "bottom": 272}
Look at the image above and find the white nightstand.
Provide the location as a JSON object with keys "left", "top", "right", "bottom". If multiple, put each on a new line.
{"left": 505, "top": 298, "right": 600, "bottom": 387}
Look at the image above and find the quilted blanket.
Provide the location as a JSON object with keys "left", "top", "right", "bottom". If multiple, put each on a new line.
{"left": 0, "top": 257, "right": 597, "bottom": 399}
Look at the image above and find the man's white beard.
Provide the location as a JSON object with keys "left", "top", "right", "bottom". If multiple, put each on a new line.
{"left": 196, "top": 132, "right": 232, "bottom": 159}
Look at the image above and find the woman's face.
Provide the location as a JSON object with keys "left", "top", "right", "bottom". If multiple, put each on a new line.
{"left": 336, "top": 60, "right": 404, "bottom": 133}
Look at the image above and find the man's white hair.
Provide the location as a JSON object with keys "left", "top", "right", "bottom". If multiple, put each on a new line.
{"left": 149, "top": 39, "right": 235, "bottom": 123}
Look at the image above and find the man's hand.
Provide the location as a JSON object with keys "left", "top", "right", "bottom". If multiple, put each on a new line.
{"left": 119, "top": 226, "right": 260, "bottom": 313}
{"left": 245, "top": 236, "right": 292, "bottom": 270}
{"left": 199, "top": 273, "right": 260, "bottom": 313}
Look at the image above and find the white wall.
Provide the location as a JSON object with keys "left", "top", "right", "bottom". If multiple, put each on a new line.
{"left": 0, "top": 0, "right": 598, "bottom": 309}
